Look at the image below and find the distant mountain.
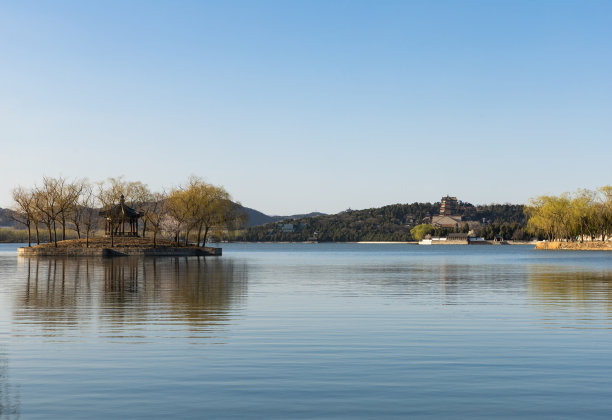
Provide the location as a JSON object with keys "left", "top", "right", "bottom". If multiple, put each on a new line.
{"left": 239, "top": 206, "right": 326, "bottom": 227}
{"left": 280, "top": 212, "right": 327, "bottom": 220}
{"left": 0, "top": 208, "right": 20, "bottom": 228}
{"left": 240, "top": 206, "right": 276, "bottom": 227}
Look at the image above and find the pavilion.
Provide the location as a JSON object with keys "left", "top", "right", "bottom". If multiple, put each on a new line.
{"left": 99, "top": 194, "right": 144, "bottom": 237}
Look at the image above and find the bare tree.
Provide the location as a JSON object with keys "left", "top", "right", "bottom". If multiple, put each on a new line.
{"left": 97, "top": 181, "right": 118, "bottom": 247}
{"left": 166, "top": 189, "right": 189, "bottom": 246}
{"left": 145, "top": 192, "right": 168, "bottom": 248}
{"left": 33, "top": 189, "right": 51, "bottom": 243}
{"left": 67, "top": 179, "right": 90, "bottom": 239}
{"left": 80, "top": 182, "right": 99, "bottom": 247}
{"left": 58, "top": 179, "right": 84, "bottom": 240}
{"left": 11, "top": 186, "right": 36, "bottom": 247}
{"left": 31, "top": 197, "right": 42, "bottom": 245}
{"left": 34, "top": 177, "right": 62, "bottom": 247}
{"left": 98, "top": 176, "right": 145, "bottom": 208}
{"left": 128, "top": 182, "right": 152, "bottom": 237}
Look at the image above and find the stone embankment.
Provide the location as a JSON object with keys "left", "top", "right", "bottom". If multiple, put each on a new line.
{"left": 535, "top": 241, "right": 612, "bottom": 251}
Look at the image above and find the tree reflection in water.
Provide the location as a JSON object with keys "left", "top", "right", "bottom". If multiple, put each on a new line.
{"left": 528, "top": 267, "right": 612, "bottom": 315}
{"left": 15, "top": 257, "right": 248, "bottom": 337}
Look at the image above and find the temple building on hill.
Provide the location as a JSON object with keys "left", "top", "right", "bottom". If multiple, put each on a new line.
{"left": 432, "top": 195, "right": 463, "bottom": 228}
{"left": 440, "top": 196, "right": 458, "bottom": 216}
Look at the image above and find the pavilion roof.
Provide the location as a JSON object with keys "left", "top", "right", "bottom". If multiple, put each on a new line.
{"left": 99, "top": 195, "right": 144, "bottom": 220}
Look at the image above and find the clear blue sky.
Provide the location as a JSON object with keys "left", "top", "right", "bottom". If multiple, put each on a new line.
{"left": 1, "top": 0, "right": 611, "bottom": 215}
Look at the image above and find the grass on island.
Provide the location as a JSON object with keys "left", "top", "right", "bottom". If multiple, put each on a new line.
{"left": 30, "top": 236, "right": 197, "bottom": 249}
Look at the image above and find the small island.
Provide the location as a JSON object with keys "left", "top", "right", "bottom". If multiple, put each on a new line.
{"left": 18, "top": 236, "right": 221, "bottom": 257}
{"left": 13, "top": 179, "right": 231, "bottom": 258}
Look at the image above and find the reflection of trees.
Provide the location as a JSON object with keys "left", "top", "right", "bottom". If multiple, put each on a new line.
{"left": 14, "top": 257, "right": 248, "bottom": 334}
{"left": 15, "top": 258, "right": 92, "bottom": 330}
{"left": 528, "top": 267, "right": 612, "bottom": 313}
{"left": 0, "top": 353, "right": 20, "bottom": 419}
{"left": 146, "top": 257, "right": 248, "bottom": 328}
{"left": 351, "top": 262, "right": 506, "bottom": 301}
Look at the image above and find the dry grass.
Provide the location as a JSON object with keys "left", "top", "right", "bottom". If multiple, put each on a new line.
{"left": 536, "top": 241, "right": 612, "bottom": 251}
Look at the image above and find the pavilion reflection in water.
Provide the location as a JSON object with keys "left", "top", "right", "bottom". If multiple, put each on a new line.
{"left": 15, "top": 257, "right": 248, "bottom": 334}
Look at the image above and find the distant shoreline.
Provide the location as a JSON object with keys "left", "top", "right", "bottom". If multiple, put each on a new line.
{"left": 225, "top": 240, "right": 538, "bottom": 245}
{"left": 356, "top": 241, "right": 417, "bottom": 244}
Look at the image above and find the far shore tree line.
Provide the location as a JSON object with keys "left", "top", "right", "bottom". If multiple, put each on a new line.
{"left": 11, "top": 176, "right": 245, "bottom": 247}
{"left": 524, "top": 186, "right": 612, "bottom": 242}
{"left": 10, "top": 181, "right": 612, "bottom": 245}
{"left": 238, "top": 188, "right": 612, "bottom": 243}
{"left": 238, "top": 202, "right": 529, "bottom": 242}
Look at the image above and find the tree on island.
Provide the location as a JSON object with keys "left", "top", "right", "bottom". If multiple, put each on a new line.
{"left": 11, "top": 175, "right": 245, "bottom": 248}
{"left": 79, "top": 182, "right": 99, "bottom": 248}
{"left": 34, "top": 177, "right": 64, "bottom": 247}
{"left": 166, "top": 176, "right": 244, "bottom": 246}
{"left": 143, "top": 191, "right": 169, "bottom": 248}
{"left": 11, "top": 187, "right": 36, "bottom": 247}
{"left": 57, "top": 179, "right": 84, "bottom": 241}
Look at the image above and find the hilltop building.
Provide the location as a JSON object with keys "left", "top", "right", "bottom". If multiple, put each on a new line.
{"left": 432, "top": 195, "right": 463, "bottom": 228}
{"left": 440, "top": 196, "right": 458, "bottom": 215}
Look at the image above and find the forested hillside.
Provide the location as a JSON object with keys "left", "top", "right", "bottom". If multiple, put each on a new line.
{"left": 237, "top": 202, "right": 528, "bottom": 242}
{"left": 0, "top": 208, "right": 19, "bottom": 228}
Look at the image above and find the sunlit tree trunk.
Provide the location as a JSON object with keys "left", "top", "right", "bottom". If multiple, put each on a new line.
{"left": 61, "top": 214, "right": 66, "bottom": 240}
{"left": 53, "top": 220, "right": 58, "bottom": 247}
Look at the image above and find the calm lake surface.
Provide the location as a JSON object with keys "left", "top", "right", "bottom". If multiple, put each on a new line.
{"left": 1, "top": 243, "right": 612, "bottom": 419}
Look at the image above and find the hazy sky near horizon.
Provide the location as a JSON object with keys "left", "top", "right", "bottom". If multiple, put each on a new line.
{"left": 1, "top": 0, "right": 611, "bottom": 215}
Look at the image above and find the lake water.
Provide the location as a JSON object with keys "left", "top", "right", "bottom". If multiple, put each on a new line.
{"left": 1, "top": 243, "right": 612, "bottom": 419}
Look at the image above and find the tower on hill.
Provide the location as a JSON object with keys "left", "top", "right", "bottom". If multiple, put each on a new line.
{"left": 440, "top": 195, "right": 458, "bottom": 216}
{"left": 432, "top": 195, "right": 462, "bottom": 228}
